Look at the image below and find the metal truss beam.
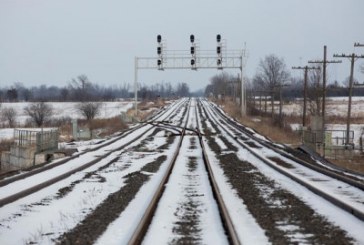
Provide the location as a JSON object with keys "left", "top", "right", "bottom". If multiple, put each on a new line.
{"left": 134, "top": 48, "right": 247, "bottom": 116}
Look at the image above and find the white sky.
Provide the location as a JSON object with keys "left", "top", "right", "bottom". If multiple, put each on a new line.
{"left": 0, "top": 0, "right": 364, "bottom": 91}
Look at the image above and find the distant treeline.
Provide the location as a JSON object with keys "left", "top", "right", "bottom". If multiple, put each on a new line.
{"left": 281, "top": 84, "right": 364, "bottom": 100}
{"left": 0, "top": 75, "right": 198, "bottom": 102}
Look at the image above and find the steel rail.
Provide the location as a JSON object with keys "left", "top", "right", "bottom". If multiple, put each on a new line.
{"left": 0, "top": 99, "right": 187, "bottom": 187}
{"left": 0, "top": 99, "right": 189, "bottom": 208}
{"left": 127, "top": 98, "right": 192, "bottom": 245}
{"left": 201, "top": 99, "right": 364, "bottom": 222}
{"left": 209, "top": 100, "right": 364, "bottom": 189}
{"left": 195, "top": 99, "right": 241, "bottom": 245}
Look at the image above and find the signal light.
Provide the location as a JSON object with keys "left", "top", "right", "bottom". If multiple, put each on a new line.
{"left": 157, "top": 47, "right": 162, "bottom": 55}
{"left": 190, "top": 34, "right": 195, "bottom": 43}
{"left": 157, "top": 59, "right": 162, "bottom": 66}
{"left": 217, "top": 46, "right": 221, "bottom": 54}
{"left": 191, "top": 59, "right": 195, "bottom": 66}
{"left": 157, "top": 35, "right": 162, "bottom": 43}
{"left": 217, "top": 34, "right": 221, "bottom": 43}
{"left": 190, "top": 46, "right": 195, "bottom": 55}
{"left": 217, "top": 59, "right": 221, "bottom": 65}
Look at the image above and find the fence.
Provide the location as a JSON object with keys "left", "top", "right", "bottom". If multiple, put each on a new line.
{"left": 302, "top": 129, "right": 354, "bottom": 159}
{"left": 14, "top": 129, "right": 59, "bottom": 153}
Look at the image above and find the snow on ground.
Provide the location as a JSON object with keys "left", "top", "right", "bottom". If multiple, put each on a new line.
{"left": 0, "top": 99, "right": 362, "bottom": 244}
{"left": 94, "top": 139, "right": 180, "bottom": 245}
{"left": 0, "top": 100, "right": 183, "bottom": 244}
{"left": 204, "top": 138, "right": 270, "bottom": 244}
{"left": 204, "top": 99, "right": 364, "bottom": 243}
{"left": 239, "top": 146, "right": 364, "bottom": 244}
{"left": 0, "top": 101, "right": 133, "bottom": 125}
{"left": 326, "top": 124, "right": 364, "bottom": 146}
{"left": 143, "top": 136, "right": 228, "bottom": 244}
{"left": 0, "top": 128, "right": 14, "bottom": 140}
{"left": 0, "top": 101, "right": 134, "bottom": 141}
{"left": 0, "top": 130, "right": 169, "bottom": 244}
{"left": 282, "top": 96, "right": 364, "bottom": 117}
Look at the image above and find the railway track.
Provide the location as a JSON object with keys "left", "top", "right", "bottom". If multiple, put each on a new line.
{"left": 126, "top": 98, "right": 239, "bottom": 244}
{"left": 0, "top": 98, "right": 363, "bottom": 244}
{"left": 0, "top": 99, "right": 189, "bottom": 207}
{"left": 200, "top": 99, "right": 364, "bottom": 221}
{"left": 209, "top": 99, "right": 364, "bottom": 184}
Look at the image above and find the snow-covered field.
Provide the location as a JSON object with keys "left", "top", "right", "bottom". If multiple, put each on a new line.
{"left": 283, "top": 96, "right": 364, "bottom": 117}
{"left": 267, "top": 96, "right": 364, "bottom": 146}
{"left": 0, "top": 98, "right": 363, "bottom": 244}
{"left": 0, "top": 101, "right": 134, "bottom": 140}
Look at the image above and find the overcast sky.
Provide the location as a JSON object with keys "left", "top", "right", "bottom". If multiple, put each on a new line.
{"left": 0, "top": 0, "right": 363, "bottom": 91}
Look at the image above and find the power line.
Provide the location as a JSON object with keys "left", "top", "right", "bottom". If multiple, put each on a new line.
{"left": 333, "top": 52, "right": 364, "bottom": 146}
{"left": 292, "top": 66, "right": 320, "bottom": 127}
{"left": 308, "top": 46, "right": 342, "bottom": 147}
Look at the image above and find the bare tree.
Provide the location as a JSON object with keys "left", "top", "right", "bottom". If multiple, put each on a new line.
{"left": 76, "top": 102, "right": 102, "bottom": 121}
{"left": 253, "top": 54, "right": 290, "bottom": 118}
{"left": 206, "top": 72, "right": 238, "bottom": 99}
{"left": 24, "top": 102, "right": 53, "bottom": 127}
{"left": 1, "top": 107, "right": 17, "bottom": 127}
{"left": 307, "top": 68, "right": 322, "bottom": 116}
{"left": 69, "top": 75, "right": 93, "bottom": 101}
{"left": 22, "top": 88, "right": 33, "bottom": 102}
{"left": 6, "top": 87, "right": 18, "bottom": 102}
{"left": 176, "top": 82, "right": 190, "bottom": 97}
{"left": 60, "top": 87, "right": 69, "bottom": 101}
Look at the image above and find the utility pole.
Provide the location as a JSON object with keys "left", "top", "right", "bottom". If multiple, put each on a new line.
{"left": 292, "top": 66, "right": 320, "bottom": 127}
{"left": 308, "top": 46, "right": 341, "bottom": 148}
{"left": 333, "top": 52, "right": 364, "bottom": 146}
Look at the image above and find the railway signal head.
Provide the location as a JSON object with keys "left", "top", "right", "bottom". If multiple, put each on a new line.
{"left": 191, "top": 59, "right": 195, "bottom": 66}
{"left": 190, "top": 34, "right": 195, "bottom": 43}
{"left": 190, "top": 46, "right": 195, "bottom": 55}
{"left": 217, "top": 46, "right": 221, "bottom": 54}
{"left": 157, "top": 59, "right": 162, "bottom": 66}
{"left": 157, "top": 35, "right": 162, "bottom": 43}
{"left": 217, "top": 58, "right": 222, "bottom": 65}
{"left": 157, "top": 46, "right": 162, "bottom": 55}
{"left": 216, "top": 34, "right": 221, "bottom": 43}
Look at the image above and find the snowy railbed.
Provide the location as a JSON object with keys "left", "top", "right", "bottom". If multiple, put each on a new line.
{"left": 200, "top": 98, "right": 364, "bottom": 244}
{"left": 0, "top": 98, "right": 363, "bottom": 244}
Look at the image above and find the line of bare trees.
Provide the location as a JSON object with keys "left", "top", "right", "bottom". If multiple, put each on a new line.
{"left": 205, "top": 54, "right": 364, "bottom": 128}
{"left": 204, "top": 72, "right": 241, "bottom": 100}
{"left": 0, "top": 75, "right": 191, "bottom": 103}
{"left": 0, "top": 77, "right": 130, "bottom": 103}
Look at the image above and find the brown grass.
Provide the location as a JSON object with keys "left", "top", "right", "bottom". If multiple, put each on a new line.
{"left": 89, "top": 116, "right": 127, "bottom": 137}
{"left": 127, "top": 99, "right": 167, "bottom": 121}
{"left": 219, "top": 100, "right": 301, "bottom": 147}
{"left": 57, "top": 116, "right": 128, "bottom": 141}
{"left": 331, "top": 156, "right": 364, "bottom": 174}
{"left": 325, "top": 115, "right": 364, "bottom": 124}
{"left": 218, "top": 99, "right": 364, "bottom": 174}
{"left": 0, "top": 139, "right": 13, "bottom": 153}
